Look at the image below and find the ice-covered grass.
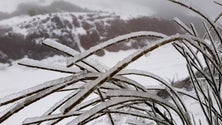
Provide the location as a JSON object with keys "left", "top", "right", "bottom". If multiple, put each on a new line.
{"left": 1, "top": 1, "right": 222, "bottom": 124}
{"left": 0, "top": 37, "right": 215, "bottom": 125}
{"left": 0, "top": 43, "right": 188, "bottom": 125}
{"left": 94, "top": 44, "right": 188, "bottom": 87}
{"left": 0, "top": 56, "right": 69, "bottom": 98}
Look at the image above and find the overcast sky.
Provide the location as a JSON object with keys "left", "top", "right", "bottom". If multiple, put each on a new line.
{"left": 0, "top": 0, "right": 221, "bottom": 19}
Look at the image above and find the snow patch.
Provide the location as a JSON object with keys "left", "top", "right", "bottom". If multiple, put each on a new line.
{"left": 76, "top": 27, "right": 87, "bottom": 35}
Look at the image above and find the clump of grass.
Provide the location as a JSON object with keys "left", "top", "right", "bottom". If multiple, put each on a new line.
{"left": 0, "top": 1, "right": 222, "bottom": 125}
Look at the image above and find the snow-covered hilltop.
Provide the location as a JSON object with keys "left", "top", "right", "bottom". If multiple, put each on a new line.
{"left": 0, "top": 12, "right": 183, "bottom": 63}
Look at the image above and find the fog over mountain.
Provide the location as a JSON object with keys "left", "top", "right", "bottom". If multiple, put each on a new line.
{"left": 0, "top": 1, "right": 89, "bottom": 20}
{"left": 0, "top": 0, "right": 221, "bottom": 19}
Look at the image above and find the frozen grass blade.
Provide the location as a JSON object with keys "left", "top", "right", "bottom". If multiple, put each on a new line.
{"left": 67, "top": 31, "right": 166, "bottom": 67}
{"left": 168, "top": 0, "right": 222, "bottom": 43}
{"left": 62, "top": 34, "right": 186, "bottom": 114}
{"left": 18, "top": 58, "right": 78, "bottom": 74}
{"left": 0, "top": 72, "right": 97, "bottom": 123}
{"left": 0, "top": 75, "right": 76, "bottom": 106}
{"left": 174, "top": 17, "right": 193, "bottom": 35}
{"left": 23, "top": 110, "right": 85, "bottom": 125}
{"left": 43, "top": 39, "right": 105, "bottom": 72}
{"left": 214, "top": 1, "right": 222, "bottom": 7}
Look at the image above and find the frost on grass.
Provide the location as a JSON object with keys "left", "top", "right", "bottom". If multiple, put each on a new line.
{"left": 18, "top": 58, "right": 79, "bottom": 74}
{"left": 1, "top": 1, "right": 222, "bottom": 125}
{"left": 67, "top": 31, "right": 167, "bottom": 67}
{"left": 43, "top": 38, "right": 106, "bottom": 72}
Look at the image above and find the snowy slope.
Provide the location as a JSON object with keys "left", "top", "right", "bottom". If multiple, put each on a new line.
{"left": 0, "top": 12, "right": 182, "bottom": 63}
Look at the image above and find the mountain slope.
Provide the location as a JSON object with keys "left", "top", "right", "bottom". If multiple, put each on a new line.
{"left": 0, "top": 12, "right": 183, "bottom": 63}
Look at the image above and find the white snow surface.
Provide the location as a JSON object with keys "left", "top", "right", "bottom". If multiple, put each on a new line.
{"left": 0, "top": 44, "right": 206, "bottom": 125}
{"left": 0, "top": 12, "right": 87, "bottom": 36}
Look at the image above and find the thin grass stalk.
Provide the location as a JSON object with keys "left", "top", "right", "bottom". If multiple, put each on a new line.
{"left": 119, "top": 69, "right": 189, "bottom": 117}
{"left": 18, "top": 60, "right": 78, "bottom": 74}
{"left": 149, "top": 102, "right": 174, "bottom": 125}
{"left": 168, "top": 0, "right": 222, "bottom": 44}
{"left": 199, "top": 43, "right": 222, "bottom": 110}
{"left": 150, "top": 102, "right": 157, "bottom": 118}
{"left": 214, "top": 1, "right": 222, "bottom": 7}
{"left": 127, "top": 105, "right": 150, "bottom": 114}
{"left": 22, "top": 111, "right": 85, "bottom": 125}
{"left": 42, "top": 39, "right": 103, "bottom": 72}
{"left": 162, "top": 105, "right": 174, "bottom": 124}
{"left": 46, "top": 98, "right": 103, "bottom": 125}
{"left": 188, "top": 58, "right": 219, "bottom": 96}
{"left": 192, "top": 114, "right": 197, "bottom": 125}
{"left": 125, "top": 101, "right": 173, "bottom": 125}
{"left": 181, "top": 42, "right": 204, "bottom": 69}
{"left": 112, "top": 76, "right": 147, "bottom": 91}
{"left": 199, "top": 119, "right": 202, "bottom": 125}
{"left": 173, "top": 42, "right": 204, "bottom": 70}
{"left": 66, "top": 98, "right": 147, "bottom": 124}
{"left": 144, "top": 102, "right": 171, "bottom": 125}
{"left": 185, "top": 38, "right": 222, "bottom": 76}
{"left": 97, "top": 88, "right": 115, "bottom": 125}
{"left": 172, "top": 37, "right": 221, "bottom": 78}
{"left": 174, "top": 43, "right": 219, "bottom": 99}
{"left": 189, "top": 23, "right": 203, "bottom": 58}
{"left": 183, "top": 47, "right": 222, "bottom": 110}
{"left": 167, "top": 88, "right": 191, "bottom": 125}
{"left": 174, "top": 17, "right": 193, "bottom": 35}
{"left": 57, "top": 87, "right": 81, "bottom": 92}
{"left": 178, "top": 91, "right": 222, "bottom": 120}
{"left": 203, "top": 12, "right": 222, "bottom": 40}
{"left": 214, "top": 12, "right": 222, "bottom": 23}
{"left": 109, "top": 80, "right": 127, "bottom": 89}
{"left": 204, "top": 57, "right": 219, "bottom": 96}
{"left": 113, "top": 101, "right": 144, "bottom": 111}
{"left": 202, "top": 22, "right": 221, "bottom": 65}
{"left": 107, "top": 90, "right": 189, "bottom": 125}
{"left": 34, "top": 91, "right": 79, "bottom": 125}
{"left": 83, "top": 109, "right": 171, "bottom": 125}
{"left": 0, "top": 72, "right": 97, "bottom": 123}
{"left": 183, "top": 48, "right": 214, "bottom": 102}
{"left": 0, "top": 74, "right": 78, "bottom": 106}
{"left": 78, "top": 112, "right": 107, "bottom": 125}
{"left": 187, "top": 64, "right": 211, "bottom": 124}
{"left": 211, "top": 91, "right": 222, "bottom": 115}
{"left": 67, "top": 31, "right": 166, "bottom": 67}
{"left": 207, "top": 86, "right": 213, "bottom": 124}
{"left": 109, "top": 110, "right": 171, "bottom": 125}
{"left": 105, "top": 85, "right": 175, "bottom": 124}
{"left": 186, "top": 58, "right": 211, "bottom": 125}
{"left": 190, "top": 23, "right": 198, "bottom": 37}
{"left": 218, "top": 75, "right": 222, "bottom": 93}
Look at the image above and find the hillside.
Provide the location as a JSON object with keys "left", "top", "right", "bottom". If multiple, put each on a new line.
{"left": 0, "top": 12, "right": 183, "bottom": 63}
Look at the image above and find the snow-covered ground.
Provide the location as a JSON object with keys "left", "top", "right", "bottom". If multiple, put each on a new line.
{"left": 0, "top": 43, "right": 197, "bottom": 124}
{"left": 0, "top": 44, "right": 188, "bottom": 98}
